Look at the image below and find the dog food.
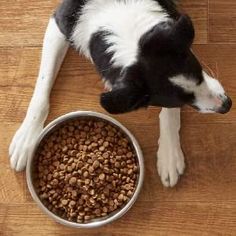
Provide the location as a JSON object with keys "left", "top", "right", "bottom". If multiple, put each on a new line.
{"left": 34, "top": 118, "right": 138, "bottom": 223}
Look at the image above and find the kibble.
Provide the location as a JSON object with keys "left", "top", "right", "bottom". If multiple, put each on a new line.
{"left": 35, "top": 118, "right": 138, "bottom": 223}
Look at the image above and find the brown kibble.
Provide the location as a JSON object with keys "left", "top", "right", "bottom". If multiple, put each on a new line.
{"left": 88, "top": 166, "right": 94, "bottom": 173}
{"left": 47, "top": 174, "right": 52, "bottom": 181}
{"left": 126, "top": 152, "right": 133, "bottom": 158}
{"left": 68, "top": 126, "right": 75, "bottom": 132}
{"left": 52, "top": 172, "right": 58, "bottom": 179}
{"left": 94, "top": 208, "right": 101, "bottom": 215}
{"left": 69, "top": 200, "right": 76, "bottom": 208}
{"left": 92, "top": 160, "right": 100, "bottom": 169}
{"left": 83, "top": 171, "right": 89, "bottom": 178}
{"left": 103, "top": 141, "right": 109, "bottom": 147}
{"left": 91, "top": 142, "right": 98, "bottom": 147}
{"left": 71, "top": 162, "right": 76, "bottom": 170}
{"left": 101, "top": 212, "right": 108, "bottom": 217}
{"left": 98, "top": 139, "right": 103, "bottom": 146}
{"left": 114, "top": 199, "right": 119, "bottom": 206}
{"left": 127, "top": 190, "right": 133, "bottom": 197}
{"left": 97, "top": 121, "right": 105, "bottom": 128}
{"left": 99, "top": 173, "right": 105, "bottom": 181}
{"left": 62, "top": 199, "right": 68, "bottom": 206}
{"left": 102, "top": 206, "right": 108, "bottom": 213}
{"left": 78, "top": 198, "right": 84, "bottom": 205}
{"left": 70, "top": 150, "right": 77, "bottom": 156}
{"left": 84, "top": 215, "right": 91, "bottom": 221}
{"left": 108, "top": 131, "right": 114, "bottom": 137}
{"left": 127, "top": 169, "right": 133, "bottom": 175}
{"left": 59, "top": 163, "right": 65, "bottom": 170}
{"left": 53, "top": 161, "right": 60, "bottom": 167}
{"left": 89, "top": 189, "right": 95, "bottom": 195}
{"left": 104, "top": 187, "right": 110, "bottom": 196}
{"left": 81, "top": 131, "right": 87, "bottom": 138}
{"left": 78, "top": 211, "right": 85, "bottom": 217}
{"left": 68, "top": 157, "right": 74, "bottom": 164}
{"left": 121, "top": 161, "right": 126, "bottom": 167}
{"left": 118, "top": 193, "right": 124, "bottom": 201}
{"left": 104, "top": 167, "right": 110, "bottom": 174}
{"left": 102, "top": 152, "right": 109, "bottom": 159}
{"left": 40, "top": 193, "right": 48, "bottom": 199}
{"left": 51, "top": 179, "right": 59, "bottom": 186}
{"left": 133, "top": 165, "right": 138, "bottom": 173}
{"left": 114, "top": 162, "right": 120, "bottom": 168}
{"left": 67, "top": 165, "right": 73, "bottom": 172}
{"left": 48, "top": 141, "right": 53, "bottom": 148}
{"left": 62, "top": 146, "right": 68, "bottom": 153}
{"left": 77, "top": 179, "right": 83, "bottom": 186}
{"left": 72, "top": 190, "right": 77, "bottom": 198}
{"left": 95, "top": 128, "right": 102, "bottom": 134}
{"left": 69, "top": 177, "right": 77, "bottom": 186}
{"left": 77, "top": 161, "right": 83, "bottom": 169}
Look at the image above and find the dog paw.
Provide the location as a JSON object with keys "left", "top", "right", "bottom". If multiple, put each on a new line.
{"left": 9, "top": 122, "right": 43, "bottom": 171}
{"left": 157, "top": 142, "right": 185, "bottom": 187}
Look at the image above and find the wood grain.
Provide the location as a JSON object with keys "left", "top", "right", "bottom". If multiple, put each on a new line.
{"left": 1, "top": 202, "right": 236, "bottom": 236}
{"left": 0, "top": 0, "right": 59, "bottom": 47}
{"left": 179, "top": 0, "right": 208, "bottom": 44}
{"left": 209, "top": 0, "right": 236, "bottom": 43}
{"left": 1, "top": 0, "right": 236, "bottom": 235}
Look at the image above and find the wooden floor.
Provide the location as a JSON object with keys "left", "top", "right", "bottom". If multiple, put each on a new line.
{"left": 1, "top": 0, "right": 236, "bottom": 235}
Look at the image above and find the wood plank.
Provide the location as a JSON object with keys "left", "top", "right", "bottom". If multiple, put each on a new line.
{"left": 179, "top": 0, "right": 208, "bottom": 44}
{"left": 1, "top": 202, "right": 236, "bottom": 236}
{"left": 209, "top": 0, "right": 236, "bottom": 43}
{"left": 0, "top": 0, "right": 59, "bottom": 47}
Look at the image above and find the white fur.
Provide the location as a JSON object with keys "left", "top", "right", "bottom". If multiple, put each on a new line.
{"left": 169, "top": 71, "right": 226, "bottom": 113}
{"left": 157, "top": 108, "right": 185, "bottom": 187}
{"left": 71, "top": 0, "right": 168, "bottom": 67}
{"left": 9, "top": 18, "right": 69, "bottom": 171}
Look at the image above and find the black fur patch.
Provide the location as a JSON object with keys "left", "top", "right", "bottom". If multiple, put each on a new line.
{"left": 140, "top": 15, "right": 195, "bottom": 55}
{"left": 89, "top": 30, "right": 122, "bottom": 86}
{"left": 100, "top": 64, "right": 150, "bottom": 114}
{"left": 54, "top": 0, "right": 86, "bottom": 40}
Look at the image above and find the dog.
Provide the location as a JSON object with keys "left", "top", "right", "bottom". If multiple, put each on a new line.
{"left": 9, "top": 0, "right": 232, "bottom": 187}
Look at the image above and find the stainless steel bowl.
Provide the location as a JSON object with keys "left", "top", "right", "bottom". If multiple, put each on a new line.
{"left": 26, "top": 111, "right": 144, "bottom": 228}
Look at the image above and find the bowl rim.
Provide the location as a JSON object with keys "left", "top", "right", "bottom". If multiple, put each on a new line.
{"left": 26, "top": 111, "right": 144, "bottom": 228}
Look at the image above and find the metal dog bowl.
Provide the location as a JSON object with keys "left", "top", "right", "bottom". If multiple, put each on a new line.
{"left": 26, "top": 111, "right": 144, "bottom": 228}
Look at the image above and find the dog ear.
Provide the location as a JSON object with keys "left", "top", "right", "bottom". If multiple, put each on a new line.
{"left": 140, "top": 14, "right": 194, "bottom": 55}
{"left": 171, "top": 14, "right": 195, "bottom": 50}
{"left": 100, "top": 84, "right": 150, "bottom": 114}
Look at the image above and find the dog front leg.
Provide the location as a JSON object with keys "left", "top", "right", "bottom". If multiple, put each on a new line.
{"left": 9, "top": 17, "right": 69, "bottom": 171}
{"left": 157, "top": 108, "right": 185, "bottom": 187}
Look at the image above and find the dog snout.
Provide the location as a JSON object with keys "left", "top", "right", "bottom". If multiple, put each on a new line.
{"left": 217, "top": 96, "right": 232, "bottom": 114}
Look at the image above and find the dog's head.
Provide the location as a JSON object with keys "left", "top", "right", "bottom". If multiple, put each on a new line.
{"left": 101, "top": 14, "right": 232, "bottom": 114}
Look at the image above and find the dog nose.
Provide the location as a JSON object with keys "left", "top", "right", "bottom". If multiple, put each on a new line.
{"left": 218, "top": 96, "right": 232, "bottom": 114}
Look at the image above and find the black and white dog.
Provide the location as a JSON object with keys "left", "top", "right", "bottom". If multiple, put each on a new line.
{"left": 9, "top": 0, "right": 232, "bottom": 187}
